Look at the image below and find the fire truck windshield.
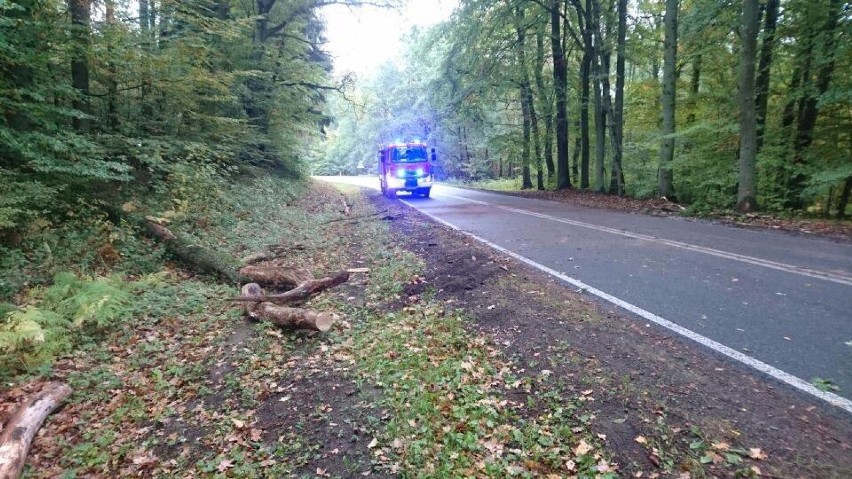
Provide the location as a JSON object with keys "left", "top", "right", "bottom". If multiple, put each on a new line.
{"left": 391, "top": 146, "right": 428, "bottom": 163}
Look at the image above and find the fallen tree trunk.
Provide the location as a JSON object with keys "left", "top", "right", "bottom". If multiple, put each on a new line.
{"left": 232, "top": 271, "right": 349, "bottom": 305}
{"left": 0, "top": 382, "right": 72, "bottom": 479}
{"left": 145, "top": 218, "right": 246, "bottom": 283}
{"left": 145, "top": 218, "right": 316, "bottom": 288}
{"left": 238, "top": 265, "right": 314, "bottom": 290}
{"left": 250, "top": 303, "right": 335, "bottom": 332}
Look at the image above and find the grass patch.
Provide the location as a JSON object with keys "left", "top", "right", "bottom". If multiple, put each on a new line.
{"left": 445, "top": 177, "right": 525, "bottom": 192}
{"left": 342, "top": 298, "right": 613, "bottom": 477}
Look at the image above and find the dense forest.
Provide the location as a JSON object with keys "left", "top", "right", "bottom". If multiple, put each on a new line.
{"left": 0, "top": 0, "right": 359, "bottom": 296}
{"left": 319, "top": 0, "right": 851, "bottom": 216}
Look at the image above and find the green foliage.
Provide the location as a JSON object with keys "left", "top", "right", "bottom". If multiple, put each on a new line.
{"left": 321, "top": 0, "right": 850, "bottom": 215}
{"left": 0, "top": 272, "right": 133, "bottom": 377}
{"left": 0, "top": 0, "right": 344, "bottom": 302}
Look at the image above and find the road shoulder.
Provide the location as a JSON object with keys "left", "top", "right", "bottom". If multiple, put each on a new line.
{"left": 376, "top": 189, "right": 852, "bottom": 478}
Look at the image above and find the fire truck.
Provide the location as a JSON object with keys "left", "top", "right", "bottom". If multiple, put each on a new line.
{"left": 378, "top": 141, "right": 436, "bottom": 198}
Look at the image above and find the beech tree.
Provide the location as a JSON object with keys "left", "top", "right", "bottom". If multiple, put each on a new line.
{"left": 737, "top": 0, "right": 760, "bottom": 212}
{"left": 319, "top": 0, "right": 849, "bottom": 217}
{"left": 658, "top": 0, "right": 677, "bottom": 199}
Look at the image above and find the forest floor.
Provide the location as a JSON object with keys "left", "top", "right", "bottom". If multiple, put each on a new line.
{"left": 2, "top": 178, "right": 850, "bottom": 478}
{"left": 453, "top": 184, "right": 852, "bottom": 241}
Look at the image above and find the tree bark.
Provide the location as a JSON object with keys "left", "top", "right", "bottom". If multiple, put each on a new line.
{"left": 592, "top": 46, "right": 606, "bottom": 192}
{"left": 68, "top": 0, "right": 91, "bottom": 133}
{"left": 787, "top": 0, "right": 841, "bottom": 208}
{"left": 534, "top": 28, "right": 555, "bottom": 180}
{"left": 658, "top": 0, "right": 678, "bottom": 199}
{"left": 737, "top": 0, "right": 760, "bottom": 212}
{"left": 754, "top": 0, "right": 778, "bottom": 153}
{"left": 233, "top": 271, "right": 350, "bottom": 305}
{"left": 0, "top": 382, "right": 72, "bottom": 479}
{"left": 579, "top": 0, "right": 593, "bottom": 189}
{"left": 550, "top": 0, "right": 571, "bottom": 189}
{"left": 104, "top": 0, "right": 119, "bottom": 131}
{"left": 837, "top": 177, "right": 851, "bottom": 219}
{"left": 515, "top": 6, "right": 534, "bottom": 190}
{"left": 240, "top": 283, "right": 336, "bottom": 332}
{"left": 579, "top": 49, "right": 591, "bottom": 189}
{"left": 252, "top": 304, "right": 334, "bottom": 332}
{"left": 238, "top": 265, "right": 314, "bottom": 290}
{"left": 610, "top": 0, "right": 627, "bottom": 196}
{"left": 144, "top": 219, "right": 246, "bottom": 283}
{"left": 687, "top": 54, "right": 701, "bottom": 124}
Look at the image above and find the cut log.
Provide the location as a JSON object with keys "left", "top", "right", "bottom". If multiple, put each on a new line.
{"left": 232, "top": 271, "right": 350, "bottom": 305}
{"left": 238, "top": 265, "right": 314, "bottom": 289}
{"left": 0, "top": 382, "right": 72, "bottom": 479}
{"left": 144, "top": 218, "right": 246, "bottom": 283}
{"left": 250, "top": 303, "right": 334, "bottom": 332}
{"left": 240, "top": 283, "right": 264, "bottom": 314}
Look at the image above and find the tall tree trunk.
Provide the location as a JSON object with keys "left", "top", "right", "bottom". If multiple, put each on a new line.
{"left": 550, "top": 0, "right": 571, "bottom": 189}
{"left": 515, "top": 7, "right": 534, "bottom": 189}
{"left": 516, "top": 8, "right": 543, "bottom": 190}
{"left": 139, "top": 0, "right": 150, "bottom": 35}
{"left": 687, "top": 54, "right": 701, "bottom": 124}
{"left": 571, "top": 121, "right": 581, "bottom": 185}
{"left": 579, "top": 0, "right": 593, "bottom": 189}
{"left": 105, "top": 0, "right": 119, "bottom": 131}
{"left": 580, "top": 49, "right": 591, "bottom": 189}
{"left": 658, "top": 0, "right": 678, "bottom": 199}
{"left": 610, "top": 0, "right": 627, "bottom": 196}
{"left": 534, "top": 27, "right": 555, "bottom": 182}
{"left": 4, "top": 3, "right": 35, "bottom": 136}
{"left": 737, "top": 0, "right": 760, "bottom": 212}
{"left": 788, "top": 0, "right": 841, "bottom": 208}
{"left": 599, "top": 51, "right": 618, "bottom": 194}
{"left": 520, "top": 97, "right": 533, "bottom": 189}
{"left": 592, "top": 55, "right": 606, "bottom": 192}
{"left": 837, "top": 177, "right": 851, "bottom": 219}
{"left": 69, "top": 0, "right": 91, "bottom": 133}
{"left": 754, "top": 0, "right": 778, "bottom": 153}
{"left": 780, "top": 62, "right": 804, "bottom": 132}
{"left": 216, "top": 0, "right": 231, "bottom": 19}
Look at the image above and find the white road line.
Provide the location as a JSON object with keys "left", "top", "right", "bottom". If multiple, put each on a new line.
{"left": 435, "top": 191, "right": 852, "bottom": 286}
{"left": 400, "top": 198, "right": 852, "bottom": 414}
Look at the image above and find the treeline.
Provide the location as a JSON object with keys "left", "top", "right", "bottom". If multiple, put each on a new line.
{"left": 0, "top": 0, "right": 343, "bottom": 238}
{"left": 322, "top": 0, "right": 850, "bottom": 216}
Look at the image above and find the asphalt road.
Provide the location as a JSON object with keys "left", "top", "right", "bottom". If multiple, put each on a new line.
{"left": 319, "top": 177, "right": 852, "bottom": 409}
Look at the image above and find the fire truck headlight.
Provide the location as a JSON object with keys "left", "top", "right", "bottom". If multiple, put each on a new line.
{"left": 416, "top": 168, "right": 424, "bottom": 176}
{"left": 396, "top": 169, "right": 406, "bottom": 178}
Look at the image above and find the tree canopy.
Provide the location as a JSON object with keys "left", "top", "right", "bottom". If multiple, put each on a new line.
{"left": 319, "top": 0, "right": 850, "bottom": 216}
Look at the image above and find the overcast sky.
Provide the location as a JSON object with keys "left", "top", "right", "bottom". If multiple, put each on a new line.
{"left": 320, "top": 0, "right": 458, "bottom": 78}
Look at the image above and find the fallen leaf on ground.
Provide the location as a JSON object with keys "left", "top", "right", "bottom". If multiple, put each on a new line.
{"left": 574, "top": 439, "right": 593, "bottom": 455}
{"left": 217, "top": 459, "right": 233, "bottom": 472}
{"left": 749, "top": 448, "right": 768, "bottom": 460}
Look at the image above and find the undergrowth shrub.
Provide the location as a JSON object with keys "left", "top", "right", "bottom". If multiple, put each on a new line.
{"left": 0, "top": 272, "right": 137, "bottom": 379}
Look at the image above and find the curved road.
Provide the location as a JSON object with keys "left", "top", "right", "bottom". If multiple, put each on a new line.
{"left": 320, "top": 177, "right": 852, "bottom": 411}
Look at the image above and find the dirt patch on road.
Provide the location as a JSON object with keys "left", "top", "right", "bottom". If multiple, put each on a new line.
{"left": 373, "top": 189, "right": 852, "bottom": 478}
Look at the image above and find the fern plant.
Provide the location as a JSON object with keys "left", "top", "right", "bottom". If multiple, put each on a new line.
{"left": 0, "top": 272, "right": 134, "bottom": 378}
